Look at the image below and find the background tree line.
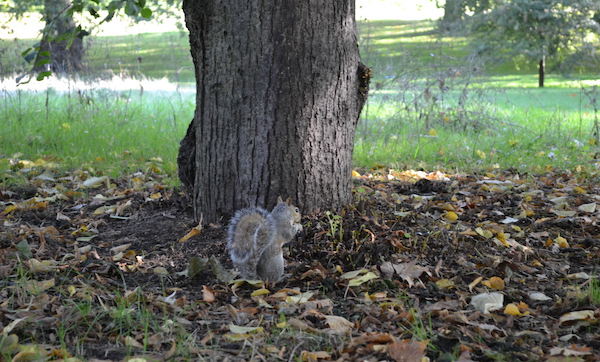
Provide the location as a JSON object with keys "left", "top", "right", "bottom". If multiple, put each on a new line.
{"left": 439, "top": 0, "right": 600, "bottom": 87}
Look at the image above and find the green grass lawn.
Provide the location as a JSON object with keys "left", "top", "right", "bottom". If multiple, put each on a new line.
{"left": 1, "top": 16, "right": 600, "bottom": 185}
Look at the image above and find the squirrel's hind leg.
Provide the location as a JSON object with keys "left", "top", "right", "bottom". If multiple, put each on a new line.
{"left": 234, "top": 252, "right": 260, "bottom": 280}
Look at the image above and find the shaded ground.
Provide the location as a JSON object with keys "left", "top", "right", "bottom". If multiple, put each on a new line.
{"left": 1, "top": 168, "right": 599, "bottom": 361}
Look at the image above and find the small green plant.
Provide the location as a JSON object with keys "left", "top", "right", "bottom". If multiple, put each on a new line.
{"left": 406, "top": 309, "right": 439, "bottom": 356}
{"left": 588, "top": 276, "right": 600, "bottom": 306}
{"left": 325, "top": 211, "right": 344, "bottom": 244}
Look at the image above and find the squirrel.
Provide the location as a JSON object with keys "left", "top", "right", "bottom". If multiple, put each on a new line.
{"left": 227, "top": 196, "right": 303, "bottom": 283}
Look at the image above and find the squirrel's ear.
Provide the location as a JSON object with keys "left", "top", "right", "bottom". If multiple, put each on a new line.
{"left": 277, "top": 196, "right": 283, "bottom": 203}
{"left": 286, "top": 197, "right": 292, "bottom": 205}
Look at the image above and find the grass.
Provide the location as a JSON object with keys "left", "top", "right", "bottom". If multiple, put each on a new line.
{"left": 0, "top": 82, "right": 193, "bottom": 184}
{"left": 1, "top": 14, "right": 600, "bottom": 186}
{"left": 354, "top": 18, "right": 600, "bottom": 174}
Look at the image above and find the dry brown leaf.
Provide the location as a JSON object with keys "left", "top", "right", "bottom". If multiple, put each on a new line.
{"left": 388, "top": 339, "right": 428, "bottom": 362}
{"left": 202, "top": 285, "right": 216, "bottom": 303}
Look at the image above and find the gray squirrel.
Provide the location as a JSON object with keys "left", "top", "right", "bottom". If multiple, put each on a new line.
{"left": 227, "top": 197, "right": 303, "bottom": 283}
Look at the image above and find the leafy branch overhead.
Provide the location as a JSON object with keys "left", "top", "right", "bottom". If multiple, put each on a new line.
{"left": 15, "top": 0, "right": 153, "bottom": 83}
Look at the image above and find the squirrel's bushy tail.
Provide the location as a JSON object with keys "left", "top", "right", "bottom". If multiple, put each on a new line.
{"left": 227, "top": 207, "right": 271, "bottom": 263}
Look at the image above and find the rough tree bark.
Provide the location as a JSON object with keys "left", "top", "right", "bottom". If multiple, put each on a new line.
{"left": 178, "top": 0, "right": 369, "bottom": 223}
{"left": 35, "top": 0, "right": 85, "bottom": 73}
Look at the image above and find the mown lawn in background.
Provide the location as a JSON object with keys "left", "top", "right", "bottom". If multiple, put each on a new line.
{"left": 0, "top": 86, "right": 194, "bottom": 185}
{"left": 2, "top": 17, "right": 600, "bottom": 187}
{"left": 355, "top": 19, "right": 600, "bottom": 175}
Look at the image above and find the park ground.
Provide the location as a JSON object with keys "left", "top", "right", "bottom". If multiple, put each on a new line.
{"left": 1, "top": 1, "right": 600, "bottom": 360}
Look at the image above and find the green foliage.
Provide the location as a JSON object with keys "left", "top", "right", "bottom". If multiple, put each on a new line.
{"left": 470, "top": 0, "right": 600, "bottom": 72}
{"left": 7, "top": 0, "right": 164, "bottom": 83}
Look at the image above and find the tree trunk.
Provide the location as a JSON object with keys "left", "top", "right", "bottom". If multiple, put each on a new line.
{"left": 36, "top": 0, "right": 85, "bottom": 74}
{"left": 179, "top": 0, "right": 369, "bottom": 223}
{"left": 442, "top": 0, "right": 464, "bottom": 24}
{"left": 538, "top": 55, "right": 545, "bottom": 88}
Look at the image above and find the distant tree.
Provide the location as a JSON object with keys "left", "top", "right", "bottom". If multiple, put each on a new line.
{"left": 35, "top": 0, "right": 86, "bottom": 74}
{"left": 470, "top": 0, "right": 600, "bottom": 87}
{"left": 437, "top": 0, "right": 499, "bottom": 29}
{"left": 7, "top": 0, "right": 159, "bottom": 81}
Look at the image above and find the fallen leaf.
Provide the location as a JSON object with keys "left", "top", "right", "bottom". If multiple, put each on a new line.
{"left": 324, "top": 315, "right": 354, "bottom": 335}
{"left": 388, "top": 339, "right": 428, "bottom": 362}
{"left": 444, "top": 211, "right": 458, "bottom": 222}
{"left": 202, "top": 285, "right": 216, "bottom": 303}
{"left": 503, "top": 303, "right": 522, "bottom": 316}
{"left": 469, "top": 276, "right": 483, "bottom": 292}
{"left": 559, "top": 310, "right": 595, "bottom": 325}
{"left": 482, "top": 276, "right": 505, "bottom": 290}
{"left": 179, "top": 224, "right": 202, "bottom": 243}
{"left": 348, "top": 271, "right": 379, "bottom": 287}
{"left": 82, "top": 176, "right": 108, "bottom": 188}
{"left": 528, "top": 291, "right": 552, "bottom": 301}
{"left": 470, "top": 292, "right": 503, "bottom": 314}
{"left": 578, "top": 202, "right": 596, "bottom": 213}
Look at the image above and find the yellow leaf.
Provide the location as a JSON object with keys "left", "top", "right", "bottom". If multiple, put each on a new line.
{"left": 286, "top": 291, "right": 315, "bottom": 304}
{"left": 504, "top": 303, "right": 522, "bottom": 316}
{"left": 93, "top": 205, "right": 115, "bottom": 215}
{"left": 28, "top": 258, "right": 58, "bottom": 273}
{"left": 436, "top": 279, "right": 455, "bottom": 289}
{"left": 555, "top": 235, "right": 569, "bottom": 248}
{"left": 469, "top": 276, "right": 483, "bottom": 292}
{"left": 3, "top": 204, "right": 18, "bottom": 214}
{"left": 276, "top": 320, "right": 288, "bottom": 329}
{"left": 179, "top": 225, "right": 202, "bottom": 243}
{"left": 301, "top": 351, "right": 331, "bottom": 361}
{"left": 495, "top": 232, "right": 510, "bottom": 247}
{"left": 573, "top": 186, "right": 587, "bottom": 194}
{"left": 352, "top": 170, "right": 361, "bottom": 177}
{"left": 251, "top": 288, "right": 271, "bottom": 297}
{"left": 428, "top": 128, "right": 438, "bottom": 136}
{"left": 443, "top": 211, "right": 458, "bottom": 222}
{"left": 482, "top": 276, "right": 505, "bottom": 290}
{"left": 348, "top": 272, "right": 378, "bottom": 287}
{"left": 475, "top": 227, "right": 493, "bottom": 239}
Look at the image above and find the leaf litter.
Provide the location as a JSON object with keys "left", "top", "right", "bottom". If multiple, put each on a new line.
{"left": 1, "top": 165, "right": 599, "bottom": 360}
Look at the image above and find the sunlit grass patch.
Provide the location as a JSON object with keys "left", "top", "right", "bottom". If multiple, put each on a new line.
{"left": 0, "top": 83, "right": 193, "bottom": 184}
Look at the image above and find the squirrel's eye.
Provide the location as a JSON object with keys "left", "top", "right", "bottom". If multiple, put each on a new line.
{"left": 295, "top": 208, "right": 299, "bottom": 213}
